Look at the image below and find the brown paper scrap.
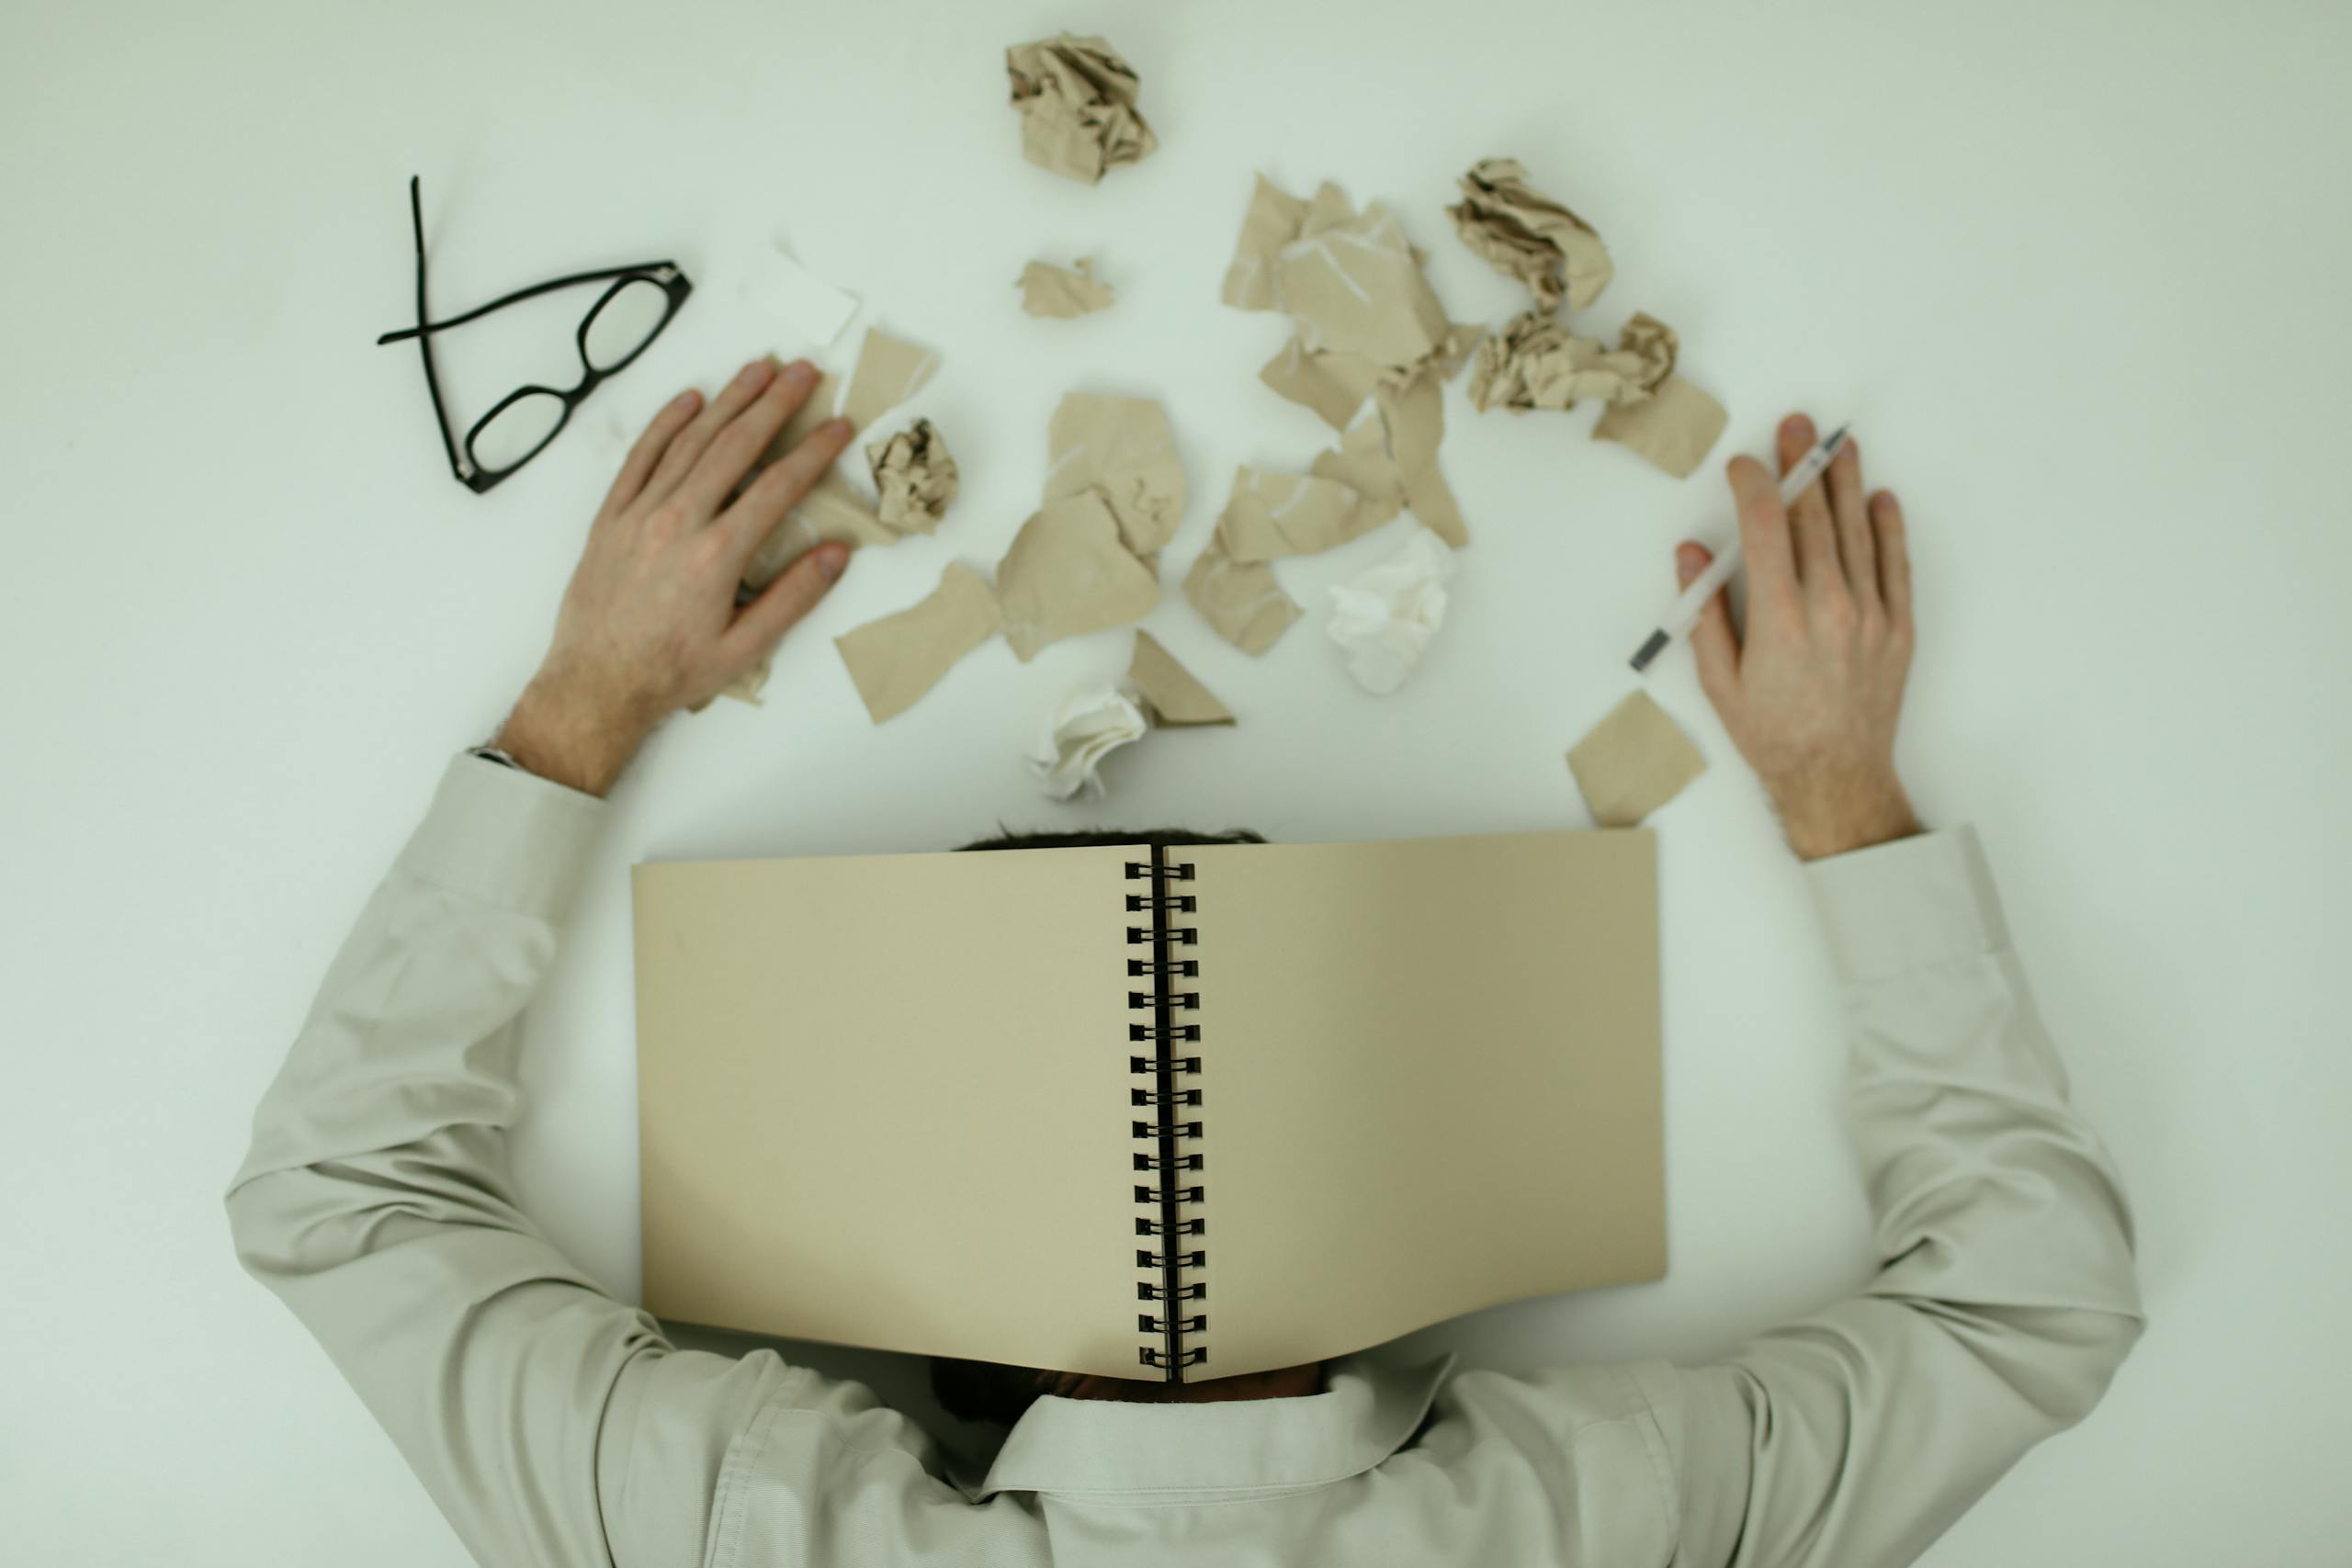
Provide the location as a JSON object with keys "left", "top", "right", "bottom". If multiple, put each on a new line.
{"left": 1004, "top": 33, "right": 1157, "bottom": 185}
{"left": 1221, "top": 174, "right": 1310, "bottom": 310}
{"left": 1301, "top": 180, "right": 1358, "bottom": 237}
{"left": 1591, "top": 375, "right": 1729, "bottom": 479}
{"left": 1467, "top": 310, "right": 1676, "bottom": 414}
{"left": 1182, "top": 538, "right": 1302, "bottom": 656}
{"left": 1019, "top": 257, "right": 1116, "bottom": 318}
{"left": 1433, "top": 321, "right": 1487, "bottom": 381}
{"left": 1212, "top": 465, "right": 1372, "bottom": 561}
{"left": 758, "top": 365, "right": 841, "bottom": 468}
{"left": 866, "top": 419, "right": 959, "bottom": 535}
{"left": 739, "top": 475, "right": 898, "bottom": 598}
{"left": 1566, "top": 691, "right": 1706, "bottom": 826}
{"left": 1309, "top": 412, "right": 1406, "bottom": 530}
{"left": 1272, "top": 201, "right": 1450, "bottom": 371}
{"left": 1449, "top": 157, "right": 1612, "bottom": 314}
{"left": 742, "top": 372, "right": 888, "bottom": 592}
{"left": 1258, "top": 333, "right": 1382, "bottom": 431}
{"left": 996, "top": 491, "right": 1161, "bottom": 662}
{"left": 1373, "top": 374, "right": 1468, "bottom": 548}
{"left": 741, "top": 340, "right": 939, "bottom": 591}
{"left": 1042, "top": 392, "right": 1187, "bottom": 557}
{"left": 1125, "top": 630, "right": 1234, "bottom": 728}
{"left": 842, "top": 328, "right": 939, "bottom": 433}
{"left": 722, "top": 477, "right": 914, "bottom": 706}
{"left": 834, "top": 562, "right": 1004, "bottom": 725}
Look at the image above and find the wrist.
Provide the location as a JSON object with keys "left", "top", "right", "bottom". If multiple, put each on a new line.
{"left": 495, "top": 670, "right": 653, "bottom": 797}
{"left": 1771, "top": 767, "right": 1921, "bottom": 862}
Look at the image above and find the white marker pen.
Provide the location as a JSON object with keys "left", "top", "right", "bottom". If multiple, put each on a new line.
{"left": 1629, "top": 424, "right": 1849, "bottom": 673}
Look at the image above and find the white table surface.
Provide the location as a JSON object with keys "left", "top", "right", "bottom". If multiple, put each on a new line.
{"left": 5, "top": 1, "right": 2347, "bottom": 1562}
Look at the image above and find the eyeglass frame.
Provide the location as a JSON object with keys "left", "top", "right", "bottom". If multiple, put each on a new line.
{"left": 376, "top": 175, "right": 694, "bottom": 494}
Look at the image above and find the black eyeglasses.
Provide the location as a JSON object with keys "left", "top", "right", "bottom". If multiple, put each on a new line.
{"left": 376, "top": 175, "right": 692, "bottom": 493}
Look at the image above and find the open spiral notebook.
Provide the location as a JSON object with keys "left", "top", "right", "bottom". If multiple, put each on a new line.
{"left": 631, "top": 829, "right": 1664, "bottom": 1383}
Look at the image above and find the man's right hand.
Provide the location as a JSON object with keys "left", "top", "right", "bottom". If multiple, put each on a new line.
{"left": 1677, "top": 412, "right": 1921, "bottom": 861}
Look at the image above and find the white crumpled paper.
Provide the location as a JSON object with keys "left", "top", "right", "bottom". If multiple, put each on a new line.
{"left": 1325, "top": 526, "right": 1456, "bottom": 694}
{"left": 1028, "top": 685, "right": 1148, "bottom": 799}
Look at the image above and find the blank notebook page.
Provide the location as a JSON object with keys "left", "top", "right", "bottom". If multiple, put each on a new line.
{"left": 1180, "top": 830, "right": 1664, "bottom": 1379}
{"left": 632, "top": 843, "right": 1146, "bottom": 1378}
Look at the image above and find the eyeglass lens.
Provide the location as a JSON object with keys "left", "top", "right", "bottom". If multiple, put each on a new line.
{"left": 582, "top": 277, "right": 672, "bottom": 372}
{"left": 469, "top": 391, "right": 569, "bottom": 474}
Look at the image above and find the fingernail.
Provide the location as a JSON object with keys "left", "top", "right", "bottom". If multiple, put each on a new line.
{"left": 739, "top": 358, "right": 774, "bottom": 387}
{"left": 816, "top": 544, "right": 850, "bottom": 581}
{"left": 673, "top": 389, "right": 700, "bottom": 410}
{"left": 822, "top": 418, "right": 853, "bottom": 438}
{"left": 782, "top": 359, "right": 815, "bottom": 386}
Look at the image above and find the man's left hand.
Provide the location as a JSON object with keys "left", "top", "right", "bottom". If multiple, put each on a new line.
{"left": 495, "top": 356, "right": 853, "bottom": 795}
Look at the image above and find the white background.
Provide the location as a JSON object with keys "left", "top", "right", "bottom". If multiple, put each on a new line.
{"left": 4, "top": 1, "right": 2346, "bottom": 1562}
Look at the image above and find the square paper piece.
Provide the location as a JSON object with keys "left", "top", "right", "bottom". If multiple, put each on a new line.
{"left": 1566, "top": 691, "right": 1706, "bottom": 827}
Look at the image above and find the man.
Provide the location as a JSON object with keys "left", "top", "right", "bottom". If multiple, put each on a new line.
{"left": 228, "top": 355, "right": 2143, "bottom": 1565}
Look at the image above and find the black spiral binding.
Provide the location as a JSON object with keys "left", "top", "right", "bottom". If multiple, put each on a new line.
{"left": 1125, "top": 848, "right": 1206, "bottom": 1378}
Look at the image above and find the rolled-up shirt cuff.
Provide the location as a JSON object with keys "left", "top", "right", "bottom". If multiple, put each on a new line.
{"left": 394, "top": 752, "right": 606, "bottom": 920}
{"left": 1802, "top": 826, "right": 2009, "bottom": 984}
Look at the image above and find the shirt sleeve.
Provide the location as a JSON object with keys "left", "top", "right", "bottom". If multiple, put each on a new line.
{"left": 1628, "top": 827, "right": 2146, "bottom": 1568}
{"left": 221, "top": 754, "right": 809, "bottom": 1568}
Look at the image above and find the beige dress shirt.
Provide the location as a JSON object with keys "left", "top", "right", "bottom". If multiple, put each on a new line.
{"left": 227, "top": 754, "right": 2143, "bottom": 1567}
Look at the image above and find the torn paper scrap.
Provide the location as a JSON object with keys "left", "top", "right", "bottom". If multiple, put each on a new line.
{"left": 996, "top": 491, "right": 1161, "bottom": 662}
{"left": 834, "top": 562, "right": 1003, "bottom": 725}
{"left": 1566, "top": 690, "right": 1707, "bottom": 826}
{"left": 1125, "top": 630, "right": 1234, "bottom": 728}
{"left": 1005, "top": 33, "right": 1157, "bottom": 185}
{"left": 1448, "top": 157, "right": 1612, "bottom": 314}
{"left": 1042, "top": 392, "right": 1187, "bottom": 557}
{"left": 1019, "top": 257, "right": 1117, "bottom": 318}
{"left": 759, "top": 365, "right": 841, "bottom": 467}
{"left": 1432, "top": 321, "right": 1487, "bottom": 381}
{"left": 1272, "top": 200, "right": 1450, "bottom": 370}
{"left": 1029, "top": 685, "right": 1148, "bottom": 800}
{"left": 1258, "top": 333, "right": 1382, "bottom": 431}
{"left": 1325, "top": 526, "right": 1455, "bottom": 695}
{"left": 1182, "top": 537, "right": 1301, "bottom": 656}
{"left": 1374, "top": 374, "right": 1468, "bottom": 548}
{"left": 1301, "top": 180, "right": 1358, "bottom": 238}
{"left": 1212, "top": 466, "right": 1371, "bottom": 561}
{"left": 742, "top": 356, "right": 923, "bottom": 591}
{"left": 1466, "top": 310, "right": 1675, "bottom": 413}
{"left": 715, "top": 660, "right": 769, "bottom": 707}
{"left": 842, "top": 327, "right": 940, "bottom": 433}
{"left": 866, "top": 419, "right": 958, "bottom": 535}
{"left": 1591, "top": 374, "right": 1730, "bottom": 479}
{"left": 1309, "top": 412, "right": 1407, "bottom": 530}
{"left": 741, "top": 246, "right": 856, "bottom": 350}
{"left": 741, "top": 471, "right": 897, "bottom": 591}
{"left": 1220, "top": 173, "right": 1310, "bottom": 310}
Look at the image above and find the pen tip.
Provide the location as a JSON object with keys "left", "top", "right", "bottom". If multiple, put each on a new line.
{"left": 1824, "top": 424, "right": 1850, "bottom": 451}
{"left": 1629, "top": 630, "right": 1668, "bottom": 674}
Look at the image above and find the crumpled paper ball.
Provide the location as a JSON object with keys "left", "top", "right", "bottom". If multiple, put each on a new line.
{"left": 1029, "top": 685, "right": 1148, "bottom": 799}
{"left": 1324, "top": 526, "right": 1456, "bottom": 694}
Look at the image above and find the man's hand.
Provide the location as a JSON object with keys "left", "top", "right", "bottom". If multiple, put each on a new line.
{"left": 1678, "top": 412, "right": 1921, "bottom": 861}
{"left": 494, "top": 357, "right": 854, "bottom": 796}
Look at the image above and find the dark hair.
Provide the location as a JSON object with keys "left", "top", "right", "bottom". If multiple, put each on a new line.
{"left": 954, "top": 826, "right": 1267, "bottom": 854}
{"left": 928, "top": 824, "right": 1266, "bottom": 1427}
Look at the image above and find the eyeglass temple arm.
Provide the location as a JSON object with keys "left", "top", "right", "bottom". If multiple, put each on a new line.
{"left": 376, "top": 259, "right": 681, "bottom": 344}
{"left": 401, "top": 176, "right": 469, "bottom": 482}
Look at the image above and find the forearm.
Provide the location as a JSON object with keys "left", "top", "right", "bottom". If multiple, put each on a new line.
{"left": 227, "top": 754, "right": 602, "bottom": 1203}
{"left": 1634, "top": 828, "right": 2143, "bottom": 1568}
{"left": 221, "top": 754, "right": 671, "bottom": 1568}
{"left": 1809, "top": 827, "right": 2142, "bottom": 1329}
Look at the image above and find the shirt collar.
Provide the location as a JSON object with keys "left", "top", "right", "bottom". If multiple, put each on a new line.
{"left": 972, "top": 1352, "right": 1454, "bottom": 1500}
